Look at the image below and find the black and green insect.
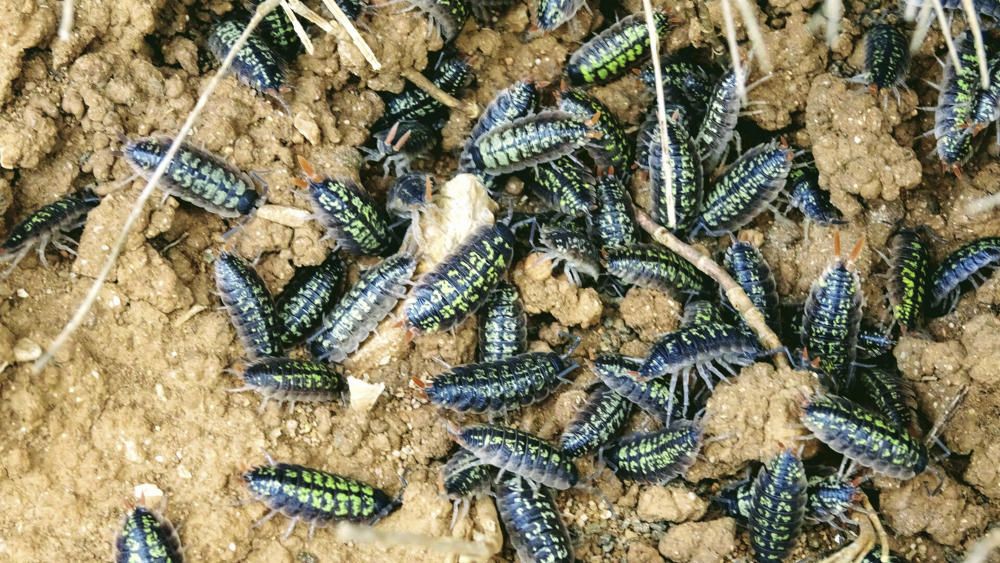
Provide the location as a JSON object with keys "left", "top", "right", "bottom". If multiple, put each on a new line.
{"left": 440, "top": 448, "right": 496, "bottom": 529}
{"left": 536, "top": 221, "right": 601, "bottom": 286}
{"left": 592, "top": 354, "right": 681, "bottom": 424}
{"left": 679, "top": 299, "right": 726, "bottom": 327}
{"left": 715, "top": 475, "right": 753, "bottom": 521}
{"left": 970, "top": 54, "right": 1000, "bottom": 133}
{"left": 695, "top": 66, "right": 745, "bottom": 173}
{"left": 230, "top": 358, "right": 345, "bottom": 410}
{"left": 593, "top": 170, "right": 639, "bottom": 250}
{"left": 560, "top": 382, "right": 633, "bottom": 458}
{"left": 375, "top": 54, "right": 473, "bottom": 130}
{"left": 886, "top": 227, "right": 930, "bottom": 332}
{"left": 115, "top": 502, "right": 183, "bottom": 563}
{"left": 122, "top": 137, "right": 261, "bottom": 218}
{"left": 800, "top": 233, "right": 864, "bottom": 389}
{"left": 275, "top": 253, "right": 345, "bottom": 348}
{"left": 387, "top": 172, "right": 436, "bottom": 220}
{"left": 0, "top": 188, "right": 100, "bottom": 277}
{"left": 417, "top": 349, "right": 578, "bottom": 414}
{"left": 801, "top": 393, "right": 928, "bottom": 479}
{"left": 215, "top": 251, "right": 283, "bottom": 360}
{"left": 309, "top": 253, "right": 416, "bottom": 363}
{"left": 603, "top": 243, "right": 710, "bottom": 296}
{"left": 601, "top": 419, "right": 702, "bottom": 483}
{"left": 297, "top": 157, "right": 396, "bottom": 257}
{"left": 926, "top": 236, "right": 1000, "bottom": 316}
{"left": 242, "top": 460, "right": 402, "bottom": 537}
{"left": 566, "top": 11, "right": 670, "bottom": 86}
{"left": 787, "top": 165, "right": 845, "bottom": 227}
{"left": 528, "top": 156, "right": 596, "bottom": 218}
{"left": 478, "top": 282, "right": 527, "bottom": 362}
{"left": 639, "top": 58, "right": 715, "bottom": 118}
{"left": 806, "top": 473, "right": 860, "bottom": 525}
{"left": 248, "top": 0, "right": 304, "bottom": 61}
{"left": 495, "top": 474, "right": 574, "bottom": 563}
{"left": 536, "top": 0, "right": 586, "bottom": 31}
{"left": 207, "top": 19, "right": 289, "bottom": 112}
{"left": 860, "top": 22, "right": 910, "bottom": 95}
{"left": 934, "top": 32, "right": 982, "bottom": 172}
{"left": 460, "top": 81, "right": 539, "bottom": 186}
{"left": 722, "top": 239, "right": 780, "bottom": 331}
{"left": 747, "top": 450, "right": 807, "bottom": 563}
{"left": 640, "top": 108, "right": 703, "bottom": 233}
{"left": 853, "top": 366, "right": 912, "bottom": 429}
{"left": 448, "top": 423, "right": 580, "bottom": 490}
{"left": 405, "top": 222, "right": 516, "bottom": 333}
{"left": 855, "top": 323, "right": 897, "bottom": 361}
{"left": 558, "top": 88, "right": 632, "bottom": 177}
{"left": 470, "top": 110, "right": 598, "bottom": 175}
{"left": 691, "top": 139, "right": 795, "bottom": 238}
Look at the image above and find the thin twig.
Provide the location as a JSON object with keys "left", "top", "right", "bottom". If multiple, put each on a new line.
{"left": 964, "top": 191, "right": 1000, "bottom": 216}
{"left": 817, "top": 506, "right": 876, "bottom": 563}
{"left": 862, "top": 493, "right": 891, "bottom": 563}
{"left": 636, "top": 211, "right": 790, "bottom": 370}
{"left": 400, "top": 69, "right": 479, "bottom": 119}
{"left": 910, "top": 0, "right": 935, "bottom": 55}
{"left": 961, "top": 0, "right": 990, "bottom": 88}
{"left": 318, "top": 0, "right": 382, "bottom": 71}
{"left": 58, "top": 0, "right": 74, "bottom": 41}
{"left": 281, "top": 0, "right": 316, "bottom": 55}
{"left": 33, "top": 0, "right": 284, "bottom": 374}
{"left": 641, "top": 0, "right": 676, "bottom": 228}
{"left": 720, "top": 0, "right": 748, "bottom": 103}
{"left": 732, "top": 0, "right": 771, "bottom": 72}
{"left": 964, "top": 527, "right": 1000, "bottom": 563}
{"left": 933, "top": 0, "right": 964, "bottom": 72}
{"left": 904, "top": 0, "right": 920, "bottom": 20}
{"left": 823, "top": 0, "right": 843, "bottom": 47}
{"left": 334, "top": 521, "right": 493, "bottom": 558}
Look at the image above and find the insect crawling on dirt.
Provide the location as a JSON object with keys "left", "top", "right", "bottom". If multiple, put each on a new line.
{"left": 447, "top": 423, "right": 580, "bottom": 490}
{"left": 215, "top": 251, "right": 283, "bottom": 360}
{"left": 494, "top": 474, "right": 574, "bottom": 563}
{"left": 747, "top": 449, "right": 808, "bottom": 563}
{"left": 0, "top": 188, "right": 100, "bottom": 277}
{"left": 208, "top": 18, "right": 290, "bottom": 113}
{"left": 115, "top": 497, "right": 184, "bottom": 563}
{"left": 600, "top": 419, "right": 703, "bottom": 484}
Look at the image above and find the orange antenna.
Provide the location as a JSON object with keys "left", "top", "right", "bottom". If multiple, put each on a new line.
{"left": 832, "top": 230, "right": 842, "bottom": 259}
{"left": 848, "top": 235, "right": 865, "bottom": 263}
{"left": 297, "top": 155, "right": 321, "bottom": 182}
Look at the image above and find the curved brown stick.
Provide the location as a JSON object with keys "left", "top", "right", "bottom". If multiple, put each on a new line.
{"left": 400, "top": 70, "right": 480, "bottom": 120}
{"left": 635, "top": 211, "right": 790, "bottom": 370}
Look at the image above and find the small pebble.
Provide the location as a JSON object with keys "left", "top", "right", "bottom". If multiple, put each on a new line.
{"left": 13, "top": 338, "right": 41, "bottom": 362}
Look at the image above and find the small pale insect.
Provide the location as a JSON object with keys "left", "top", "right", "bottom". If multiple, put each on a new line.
{"left": 215, "top": 251, "right": 283, "bottom": 360}
{"left": 722, "top": 240, "right": 780, "bottom": 331}
{"left": 926, "top": 236, "right": 1000, "bottom": 316}
{"left": 309, "top": 254, "right": 416, "bottom": 363}
{"left": 536, "top": 0, "right": 587, "bottom": 31}
{"left": 692, "top": 139, "right": 795, "bottom": 238}
{"left": 276, "top": 253, "right": 346, "bottom": 348}
{"left": 478, "top": 282, "right": 527, "bottom": 362}
{"left": 641, "top": 108, "right": 702, "bottom": 232}
{"left": 603, "top": 243, "right": 710, "bottom": 296}
{"left": 558, "top": 88, "right": 632, "bottom": 176}
{"left": 528, "top": 156, "right": 596, "bottom": 218}
{"left": 801, "top": 393, "right": 928, "bottom": 479}
{"left": 405, "top": 223, "right": 516, "bottom": 333}
{"left": 863, "top": 22, "right": 909, "bottom": 94}
{"left": 207, "top": 19, "right": 289, "bottom": 112}
{"left": 470, "top": 110, "right": 597, "bottom": 175}
{"left": 593, "top": 171, "right": 639, "bottom": 250}
{"left": 115, "top": 503, "right": 183, "bottom": 563}
{"left": 395, "top": 0, "right": 470, "bottom": 43}
{"left": 787, "top": 165, "right": 846, "bottom": 226}
{"left": 297, "top": 157, "right": 396, "bottom": 256}
{"left": 122, "top": 137, "right": 260, "bottom": 218}
{"left": 748, "top": 450, "right": 807, "bottom": 563}
{"left": 495, "top": 475, "right": 574, "bottom": 563}
{"left": 806, "top": 473, "right": 860, "bottom": 525}
{"left": 243, "top": 461, "right": 402, "bottom": 538}
{"left": 0, "top": 188, "right": 100, "bottom": 276}
{"left": 861, "top": 547, "right": 907, "bottom": 563}
{"left": 449, "top": 423, "right": 580, "bottom": 489}
{"left": 417, "top": 350, "right": 578, "bottom": 414}
{"left": 592, "top": 354, "right": 680, "bottom": 424}
{"left": 601, "top": 419, "right": 702, "bottom": 484}
{"left": 440, "top": 448, "right": 495, "bottom": 528}
{"left": 886, "top": 227, "right": 930, "bottom": 332}
{"left": 566, "top": 11, "right": 670, "bottom": 86}
{"left": 536, "top": 221, "right": 601, "bottom": 286}
{"left": 231, "top": 358, "right": 345, "bottom": 410}
{"left": 560, "top": 382, "right": 633, "bottom": 458}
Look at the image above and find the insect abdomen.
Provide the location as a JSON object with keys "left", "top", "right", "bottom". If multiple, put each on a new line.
{"left": 215, "top": 252, "right": 282, "bottom": 360}
{"left": 602, "top": 420, "right": 702, "bottom": 483}
{"left": 495, "top": 475, "right": 574, "bottom": 563}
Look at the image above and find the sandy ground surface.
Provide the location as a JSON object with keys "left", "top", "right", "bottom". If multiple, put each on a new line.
{"left": 1, "top": 0, "right": 999, "bottom": 561}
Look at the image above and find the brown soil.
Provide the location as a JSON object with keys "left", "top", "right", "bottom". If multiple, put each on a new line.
{"left": 1, "top": 0, "right": 999, "bottom": 562}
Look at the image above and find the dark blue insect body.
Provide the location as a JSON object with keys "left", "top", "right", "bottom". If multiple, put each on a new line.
{"left": 405, "top": 223, "right": 516, "bottom": 333}
{"left": 971, "top": 55, "right": 1000, "bottom": 133}
{"left": 566, "top": 12, "right": 670, "bottom": 86}
{"left": 886, "top": 227, "right": 930, "bottom": 332}
{"left": 680, "top": 299, "right": 725, "bottom": 327}
{"left": 233, "top": 358, "right": 345, "bottom": 408}
{"left": 471, "top": 111, "right": 596, "bottom": 175}
{"left": 122, "top": 137, "right": 260, "bottom": 218}
{"left": 298, "top": 158, "right": 396, "bottom": 257}
{"left": 536, "top": 0, "right": 587, "bottom": 31}
{"left": 594, "top": 172, "right": 639, "bottom": 250}
{"left": 639, "top": 58, "right": 715, "bottom": 116}
{"left": 715, "top": 478, "right": 753, "bottom": 521}
{"left": 249, "top": 0, "right": 305, "bottom": 61}
{"left": 722, "top": 240, "right": 780, "bottom": 331}
{"left": 420, "top": 351, "right": 577, "bottom": 413}
{"left": 528, "top": 156, "right": 596, "bottom": 218}
{"left": 802, "top": 393, "right": 928, "bottom": 479}
{"left": 243, "top": 461, "right": 401, "bottom": 533}
{"left": 558, "top": 88, "right": 632, "bottom": 176}
{"left": 801, "top": 236, "right": 864, "bottom": 389}
{"left": 603, "top": 243, "right": 710, "bottom": 296}
{"left": 387, "top": 172, "right": 436, "bottom": 219}
{"left": 747, "top": 450, "right": 807, "bottom": 563}
{"left": 696, "top": 67, "right": 744, "bottom": 172}
{"left": 864, "top": 23, "right": 910, "bottom": 93}
{"left": 495, "top": 475, "right": 574, "bottom": 563}
{"left": 460, "top": 81, "right": 539, "bottom": 187}
{"left": 276, "top": 253, "right": 345, "bottom": 348}
{"left": 934, "top": 33, "right": 981, "bottom": 171}
{"left": 478, "top": 282, "right": 527, "bottom": 362}
{"left": 207, "top": 19, "right": 289, "bottom": 111}
{"left": 940, "top": 0, "right": 1000, "bottom": 19}
{"left": 856, "top": 324, "right": 897, "bottom": 361}
{"left": 693, "top": 140, "right": 794, "bottom": 237}
{"left": 375, "top": 55, "right": 472, "bottom": 130}
{"left": 309, "top": 254, "right": 416, "bottom": 363}
{"left": 642, "top": 109, "right": 703, "bottom": 232}
{"left": 0, "top": 188, "right": 100, "bottom": 276}
{"left": 115, "top": 505, "right": 183, "bottom": 563}
{"left": 537, "top": 222, "right": 600, "bottom": 286}
{"left": 440, "top": 448, "right": 496, "bottom": 529}
{"left": 927, "top": 236, "right": 1000, "bottom": 316}
{"left": 215, "top": 251, "right": 282, "bottom": 360}
{"left": 592, "top": 355, "right": 680, "bottom": 424}
{"left": 366, "top": 119, "right": 440, "bottom": 175}
{"left": 450, "top": 423, "right": 579, "bottom": 489}
{"left": 806, "top": 474, "right": 859, "bottom": 525}
{"left": 787, "top": 166, "right": 845, "bottom": 226}
{"left": 601, "top": 420, "right": 702, "bottom": 484}
{"left": 560, "top": 383, "right": 633, "bottom": 458}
